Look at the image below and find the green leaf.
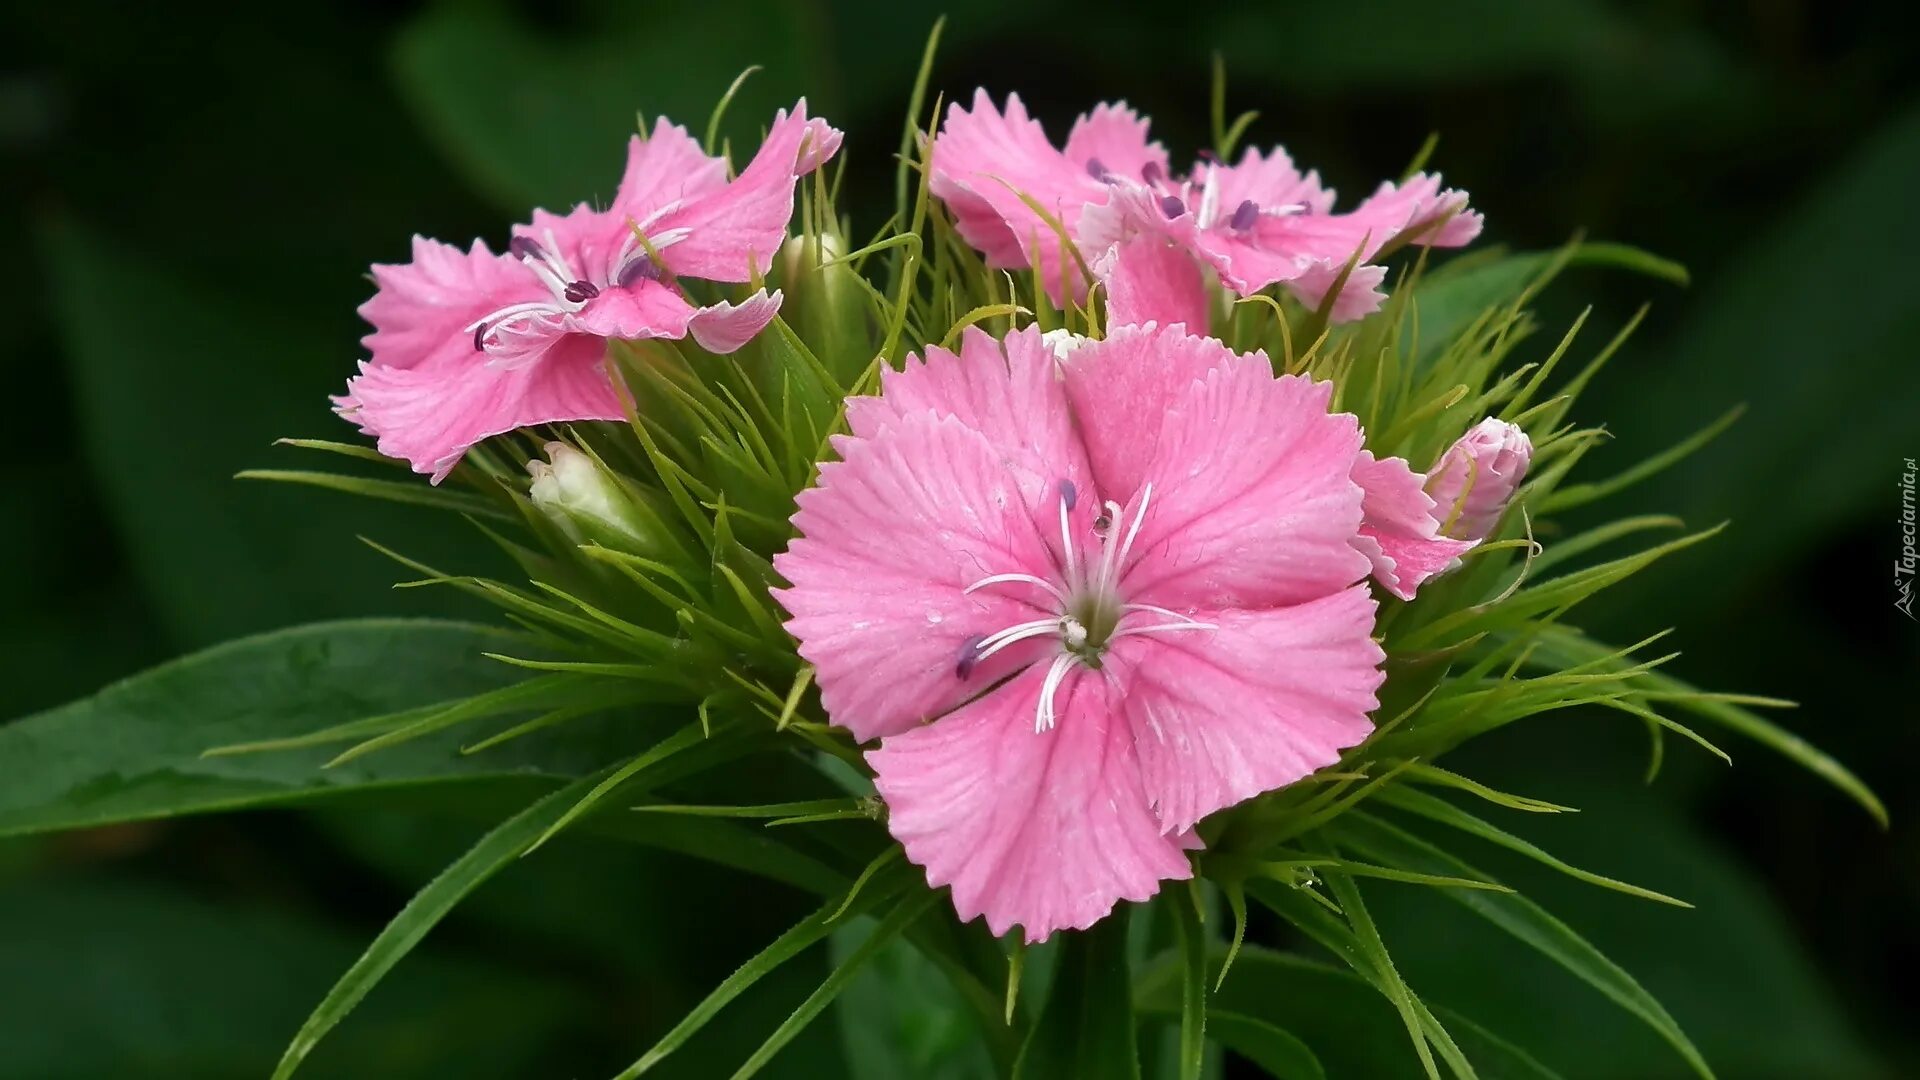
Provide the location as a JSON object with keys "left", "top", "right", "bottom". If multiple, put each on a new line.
{"left": 1138, "top": 945, "right": 1559, "bottom": 1080}
{"left": 391, "top": 5, "right": 835, "bottom": 211}
{"left": 1203, "top": 1011, "right": 1325, "bottom": 1080}
{"left": 1171, "top": 891, "right": 1210, "bottom": 1080}
{"left": 1326, "top": 813, "right": 1714, "bottom": 1078}
{"left": 0, "top": 877, "right": 579, "bottom": 1080}
{"left": 269, "top": 766, "right": 616, "bottom": 1079}
{"left": 36, "top": 220, "right": 493, "bottom": 647}
{"left": 0, "top": 620, "right": 627, "bottom": 838}
{"left": 615, "top": 861, "right": 916, "bottom": 1078}
{"left": 1014, "top": 911, "right": 1142, "bottom": 1080}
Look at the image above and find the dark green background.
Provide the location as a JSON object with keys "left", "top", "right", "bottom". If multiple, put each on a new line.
{"left": 4, "top": 2, "right": 1915, "bottom": 1077}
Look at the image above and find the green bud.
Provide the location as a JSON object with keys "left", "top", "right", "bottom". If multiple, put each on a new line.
{"left": 526, "top": 442, "right": 658, "bottom": 555}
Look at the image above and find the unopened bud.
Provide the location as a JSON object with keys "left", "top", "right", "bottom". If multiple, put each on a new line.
{"left": 1426, "top": 419, "right": 1533, "bottom": 541}
{"left": 527, "top": 442, "right": 656, "bottom": 553}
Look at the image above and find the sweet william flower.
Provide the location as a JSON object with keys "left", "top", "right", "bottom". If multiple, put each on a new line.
{"left": 338, "top": 103, "right": 842, "bottom": 481}
{"left": 930, "top": 91, "right": 1480, "bottom": 331}
{"left": 773, "top": 324, "right": 1386, "bottom": 941}
{"left": 1428, "top": 418, "right": 1534, "bottom": 541}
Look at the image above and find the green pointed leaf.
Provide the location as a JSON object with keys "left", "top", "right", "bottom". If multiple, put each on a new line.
{"left": 1014, "top": 912, "right": 1142, "bottom": 1080}
{"left": 0, "top": 620, "right": 628, "bottom": 838}
{"left": 1326, "top": 813, "right": 1714, "bottom": 1079}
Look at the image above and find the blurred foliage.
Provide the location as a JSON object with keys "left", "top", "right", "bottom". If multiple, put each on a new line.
{"left": 4, "top": 0, "right": 1916, "bottom": 1077}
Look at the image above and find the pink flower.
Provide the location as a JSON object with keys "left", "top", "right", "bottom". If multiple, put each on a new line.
{"left": 1350, "top": 451, "right": 1478, "bottom": 602}
{"left": 933, "top": 90, "right": 1482, "bottom": 330}
{"left": 774, "top": 324, "right": 1386, "bottom": 941}
{"left": 1427, "top": 418, "right": 1534, "bottom": 541}
{"left": 930, "top": 91, "right": 1480, "bottom": 330}
{"left": 339, "top": 103, "right": 842, "bottom": 480}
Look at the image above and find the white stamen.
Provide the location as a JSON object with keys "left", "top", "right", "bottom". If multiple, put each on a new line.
{"left": 1122, "top": 602, "right": 1205, "bottom": 624}
{"left": 965, "top": 573, "right": 1068, "bottom": 605}
{"left": 1058, "top": 488, "right": 1079, "bottom": 584}
{"left": 973, "top": 618, "right": 1066, "bottom": 661}
{"left": 1035, "top": 653, "right": 1076, "bottom": 732}
{"left": 1113, "top": 620, "right": 1218, "bottom": 640}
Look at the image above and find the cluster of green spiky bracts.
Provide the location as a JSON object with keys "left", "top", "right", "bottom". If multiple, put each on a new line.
{"left": 239, "top": 68, "right": 1883, "bottom": 1080}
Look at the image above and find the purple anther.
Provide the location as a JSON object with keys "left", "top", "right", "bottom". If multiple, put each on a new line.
{"left": 1141, "top": 161, "right": 1164, "bottom": 186}
{"left": 562, "top": 280, "right": 600, "bottom": 304}
{"left": 1160, "top": 195, "right": 1186, "bottom": 219}
{"left": 1085, "top": 157, "right": 1110, "bottom": 181}
{"left": 1230, "top": 199, "right": 1260, "bottom": 231}
{"left": 472, "top": 323, "right": 489, "bottom": 351}
{"left": 508, "top": 236, "right": 546, "bottom": 261}
{"left": 1057, "top": 478, "right": 1078, "bottom": 511}
{"left": 955, "top": 633, "right": 987, "bottom": 679}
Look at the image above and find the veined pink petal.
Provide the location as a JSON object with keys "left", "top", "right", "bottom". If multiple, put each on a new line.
{"left": 846, "top": 326, "right": 1089, "bottom": 483}
{"left": 1063, "top": 102, "right": 1169, "bottom": 182}
{"left": 1097, "top": 234, "right": 1211, "bottom": 332}
{"left": 655, "top": 100, "right": 843, "bottom": 283}
{"left": 1351, "top": 451, "right": 1477, "bottom": 601}
{"left": 687, "top": 289, "right": 783, "bottom": 354}
{"left": 1113, "top": 587, "right": 1383, "bottom": 834}
{"left": 930, "top": 91, "right": 1110, "bottom": 301}
{"left": 869, "top": 663, "right": 1193, "bottom": 943}
{"left": 358, "top": 237, "right": 543, "bottom": 372}
{"left": 773, "top": 414, "right": 1060, "bottom": 743}
{"left": 1283, "top": 261, "right": 1391, "bottom": 323}
{"left": 568, "top": 278, "right": 697, "bottom": 340}
{"left": 1063, "top": 325, "right": 1371, "bottom": 610}
{"left": 336, "top": 335, "right": 623, "bottom": 483}
{"left": 1349, "top": 173, "right": 1483, "bottom": 251}
{"left": 612, "top": 122, "right": 730, "bottom": 226}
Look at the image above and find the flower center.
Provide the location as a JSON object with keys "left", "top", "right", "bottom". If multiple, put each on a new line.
{"left": 465, "top": 222, "right": 670, "bottom": 359}
{"left": 958, "top": 478, "right": 1216, "bottom": 732}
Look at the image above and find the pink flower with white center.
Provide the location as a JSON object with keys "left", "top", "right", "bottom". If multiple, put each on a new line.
{"left": 1427, "top": 418, "right": 1534, "bottom": 541}
{"left": 929, "top": 91, "right": 1481, "bottom": 331}
{"left": 338, "top": 102, "right": 841, "bottom": 481}
{"left": 773, "top": 324, "right": 1386, "bottom": 941}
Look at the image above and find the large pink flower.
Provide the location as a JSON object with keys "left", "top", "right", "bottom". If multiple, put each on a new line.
{"left": 930, "top": 91, "right": 1480, "bottom": 330}
{"left": 339, "top": 103, "right": 842, "bottom": 480}
{"left": 774, "top": 324, "right": 1386, "bottom": 941}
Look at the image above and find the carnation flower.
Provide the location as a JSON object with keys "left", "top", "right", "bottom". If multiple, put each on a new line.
{"left": 930, "top": 90, "right": 1480, "bottom": 331}
{"left": 337, "top": 102, "right": 841, "bottom": 480}
{"left": 774, "top": 323, "right": 1388, "bottom": 940}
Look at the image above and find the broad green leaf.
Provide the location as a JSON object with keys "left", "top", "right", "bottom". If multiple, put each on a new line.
{"left": 0, "top": 877, "right": 578, "bottom": 1080}
{"left": 1014, "top": 910, "right": 1142, "bottom": 1080}
{"left": 37, "top": 220, "right": 492, "bottom": 648}
{"left": 391, "top": 5, "right": 834, "bottom": 212}
{"left": 0, "top": 620, "right": 630, "bottom": 838}
{"left": 1326, "top": 814, "right": 1713, "bottom": 1078}
{"left": 270, "top": 767, "right": 620, "bottom": 1078}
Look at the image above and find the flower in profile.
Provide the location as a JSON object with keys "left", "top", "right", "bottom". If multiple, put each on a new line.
{"left": 339, "top": 103, "right": 842, "bottom": 481}
{"left": 774, "top": 324, "right": 1386, "bottom": 941}
{"left": 1428, "top": 418, "right": 1534, "bottom": 541}
{"left": 1350, "top": 451, "right": 1479, "bottom": 602}
{"left": 929, "top": 91, "right": 1480, "bottom": 331}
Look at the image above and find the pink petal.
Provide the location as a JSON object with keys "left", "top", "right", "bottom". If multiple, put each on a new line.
{"left": 687, "top": 288, "right": 783, "bottom": 354}
{"left": 655, "top": 100, "right": 843, "bottom": 283}
{"left": 1062, "top": 102, "right": 1168, "bottom": 182}
{"left": 1284, "top": 261, "right": 1390, "bottom": 323}
{"left": 929, "top": 91, "right": 1109, "bottom": 301}
{"left": 336, "top": 334, "right": 623, "bottom": 483}
{"left": 869, "top": 662, "right": 1193, "bottom": 942}
{"left": 1199, "top": 146, "right": 1335, "bottom": 218}
{"left": 1097, "top": 234, "right": 1211, "bottom": 333}
{"left": 773, "top": 413, "right": 1061, "bottom": 743}
{"left": 1112, "top": 587, "right": 1383, "bottom": 834}
{"left": 1349, "top": 173, "right": 1483, "bottom": 250}
{"left": 568, "top": 278, "right": 697, "bottom": 340}
{"left": 846, "top": 326, "right": 1088, "bottom": 483}
{"left": 1063, "top": 325, "right": 1372, "bottom": 610}
{"left": 1350, "top": 451, "right": 1477, "bottom": 601}
{"left": 611, "top": 122, "right": 731, "bottom": 226}
{"left": 1426, "top": 418, "right": 1533, "bottom": 541}
{"left": 357, "top": 236, "right": 543, "bottom": 372}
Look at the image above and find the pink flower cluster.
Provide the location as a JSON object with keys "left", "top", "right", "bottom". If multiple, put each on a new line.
{"left": 341, "top": 93, "right": 1528, "bottom": 943}
{"left": 930, "top": 92, "right": 1481, "bottom": 331}
{"left": 340, "top": 103, "right": 841, "bottom": 480}
{"left": 776, "top": 323, "right": 1531, "bottom": 941}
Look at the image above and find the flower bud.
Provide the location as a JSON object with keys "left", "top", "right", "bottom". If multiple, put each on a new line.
{"left": 1426, "top": 419, "right": 1533, "bottom": 541}
{"left": 527, "top": 442, "right": 658, "bottom": 554}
